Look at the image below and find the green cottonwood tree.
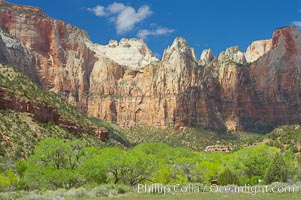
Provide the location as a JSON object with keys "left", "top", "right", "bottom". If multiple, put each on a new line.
{"left": 77, "top": 155, "right": 107, "bottom": 185}
{"left": 23, "top": 138, "right": 88, "bottom": 190}
{"left": 122, "top": 149, "right": 157, "bottom": 186}
{"left": 264, "top": 153, "right": 288, "bottom": 184}
{"left": 100, "top": 147, "right": 126, "bottom": 184}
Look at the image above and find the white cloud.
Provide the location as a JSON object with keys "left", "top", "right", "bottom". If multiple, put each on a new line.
{"left": 115, "top": 5, "right": 152, "bottom": 34}
{"left": 292, "top": 21, "right": 301, "bottom": 27}
{"left": 107, "top": 2, "right": 126, "bottom": 14}
{"left": 88, "top": 6, "right": 106, "bottom": 17}
{"left": 88, "top": 3, "right": 152, "bottom": 35}
{"left": 137, "top": 27, "right": 174, "bottom": 39}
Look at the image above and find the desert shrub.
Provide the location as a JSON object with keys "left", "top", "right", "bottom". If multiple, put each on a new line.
{"left": 115, "top": 184, "right": 132, "bottom": 194}
{"left": 23, "top": 192, "right": 46, "bottom": 200}
{"left": 64, "top": 187, "right": 87, "bottom": 198}
{"left": 87, "top": 184, "right": 132, "bottom": 197}
{"left": 0, "top": 191, "right": 25, "bottom": 200}
{"left": 88, "top": 185, "right": 110, "bottom": 197}
{"left": 218, "top": 168, "right": 239, "bottom": 186}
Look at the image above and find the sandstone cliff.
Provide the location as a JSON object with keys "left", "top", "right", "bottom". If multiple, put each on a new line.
{"left": 0, "top": 1, "right": 300, "bottom": 132}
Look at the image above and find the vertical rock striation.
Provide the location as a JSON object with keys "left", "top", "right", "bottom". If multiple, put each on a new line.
{"left": 0, "top": 0, "right": 301, "bottom": 132}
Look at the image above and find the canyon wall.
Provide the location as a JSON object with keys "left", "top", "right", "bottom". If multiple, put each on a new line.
{"left": 1, "top": 1, "right": 301, "bottom": 132}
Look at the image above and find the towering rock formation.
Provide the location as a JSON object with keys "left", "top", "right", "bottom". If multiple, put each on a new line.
{"left": 0, "top": 0, "right": 301, "bottom": 132}
{"left": 199, "top": 49, "right": 214, "bottom": 65}
{"left": 248, "top": 27, "right": 301, "bottom": 127}
{"left": 218, "top": 46, "right": 246, "bottom": 65}
{"left": 245, "top": 39, "right": 272, "bottom": 63}
{"left": 0, "top": 0, "right": 94, "bottom": 113}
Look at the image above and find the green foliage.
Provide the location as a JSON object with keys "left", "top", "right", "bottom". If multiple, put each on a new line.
{"left": 99, "top": 147, "right": 126, "bottom": 184}
{"left": 23, "top": 138, "right": 89, "bottom": 190}
{"left": 0, "top": 136, "right": 299, "bottom": 194}
{"left": 152, "top": 162, "right": 175, "bottom": 184}
{"left": 195, "top": 161, "right": 222, "bottom": 184}
{"left": 15, "top": 160, "right": 27, "bottom": 178}
{"left": 22, "top": 140, "right": 160, "bottom": 189}
{"left": 224, "top": 145, "right": 278, "bottom": 185}
{"left": 283, "top": 150, "right": 297, "bottom": 180}
{"left": 133, "top": 143, "right": 203, "bottom": 184}
{"left": 0, "top": 169, "right": 18, "bottom": 192}
{"left": 77, "top": 156, "right": 107, "bottom": 185}
{"left": 174, "top": 157, "right": 200, "bottom": 183}
{"left": 122, "top": 149, "right": 157, "bottom": 185}
{"left": 32, "top": 138, "right": 71, "bottom": 169}
{"left": 266, "top": 125, "right": 301, "bottom": 153}
{"left": 264, "top": 153, "right": 288, "bottom": 184}
{"left": 132, "top": 142, "right": 172, "bottom": 159}
{"left": 218, "top": 168, "right": 239, "bottom": 185}
{"left": 125, "top": 126, "right": 261, "bottom": 151}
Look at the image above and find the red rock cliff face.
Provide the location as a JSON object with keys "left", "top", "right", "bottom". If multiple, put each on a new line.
{"left": 248, "top": 27, "right": 301, "bottom": 127}
{"left": 0, "top": 1, "right": 301, "bottom": 132}
{"left": 0, "top": 0, "right": 95, "bottom": 113}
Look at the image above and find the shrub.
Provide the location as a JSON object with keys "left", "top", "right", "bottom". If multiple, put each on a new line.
{"left": 64, "top": 187, "right": 87, "bottom": 198}
{"left": 116, "top": 185, "right": 132, "bottom": 194}
{"left": 88, "top": 186, "right": 110, "bottom": 197}
{"left": 264, "top": 153, "right": 288, "bottom": 184}
{"left": 218, "top": 168, "right": 239, "bottom": 185}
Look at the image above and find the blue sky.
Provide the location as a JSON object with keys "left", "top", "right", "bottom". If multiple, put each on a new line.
{"left": 7, "top": 0, "right": 301, "bottom": 58}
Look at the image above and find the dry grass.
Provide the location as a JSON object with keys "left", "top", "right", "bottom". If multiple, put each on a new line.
{"left": 73, "top": 192, "right": 301, "bottom": 200}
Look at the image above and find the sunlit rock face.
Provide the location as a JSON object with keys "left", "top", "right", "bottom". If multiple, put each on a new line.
{"left": 1, "top": 0, "right": 301, "bottom": 132}
{"left": 86, "top": 38, "right": 158, "bottom": 71}
{"left": 218, "top": 46, "right": 246, "bottom": 65}
{"left": 199, "top": 48, "right": 214, "bottom": 65}
{"left": 245, "top": 39, "right": 272, "bottom": 63}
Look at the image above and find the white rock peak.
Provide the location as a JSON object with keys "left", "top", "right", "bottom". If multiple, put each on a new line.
{"left": 218, "top": 46, "right": 246, "bottom": 65}
{"left": 200, "top": 49, "right": 214, "bottom": 65}
{"left": 163, "top": 37, "right": 197, "bottom": 62}
{"left": 244, "top": 39, "right": 272, "bottom": 63}
{"left": 170, "top": 37, "right": 189, "bottom": 48}
{"left": 86, "top": 38, "right": 158, "bottom": 71}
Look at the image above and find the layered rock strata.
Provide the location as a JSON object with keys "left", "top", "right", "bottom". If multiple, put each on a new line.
{"left": 0, "top": 1, "right": 300, "bottom": 132}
